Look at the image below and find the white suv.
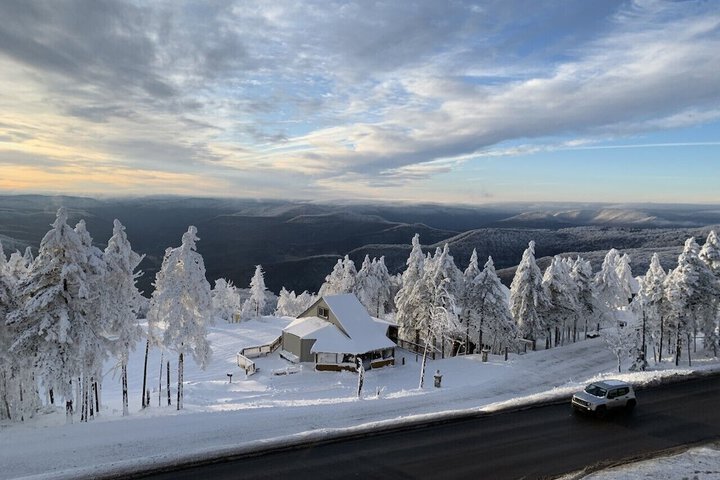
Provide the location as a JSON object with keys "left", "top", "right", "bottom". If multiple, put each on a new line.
{"left": 571, "top": 380, "right": 636, "bottom": 416}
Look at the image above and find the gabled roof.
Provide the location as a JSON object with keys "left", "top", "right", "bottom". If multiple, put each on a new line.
{"left": 288, "top": 294, "right": 395, "bottom": 354}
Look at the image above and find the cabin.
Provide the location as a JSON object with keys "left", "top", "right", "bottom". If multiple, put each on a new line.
{"left": 280, "top": 294, "right": 397, "bottom": 371}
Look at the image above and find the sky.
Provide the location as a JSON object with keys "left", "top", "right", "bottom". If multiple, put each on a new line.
{"left": 0, "top": 0, "right": 718, "bottom": 205}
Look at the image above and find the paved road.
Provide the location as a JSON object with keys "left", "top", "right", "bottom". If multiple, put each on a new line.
{"left": 140, "top": 376, "right": 720, "bottom": 480}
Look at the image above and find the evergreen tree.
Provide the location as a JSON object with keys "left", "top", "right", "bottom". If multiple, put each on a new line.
{"left": 638, "top": 253, "right": 667, "bottom": 361}
{"left": 212, "top": 278, "right": 241, "bottom": 323}
{"left": 570, "top": 257, "right": 598, "bottom": 340}
{"left": 593, "top": 249, "right": 626, "bottom": 325}
{"left": 395, "top": 234, "right": 425, "bottom": 342}
{"left": 664, "top": 237, "right": 719, "bottom": 364}
{"left": 541, "top": 256, "right": 578, "bottom": 348}
{"left": 699, "top": 230, "right": 720, "bottom": 275}
{"left": 74, "top": 220, "right": 108, "bottom": 421}
{"left": 148, "top": 226, "right": 213, "bottom": 410}
{"left": 470, "top": 256, "right": 516, "bottom": 354}
{"left": 103, "top": 219, "right": 144, "bottom": 416}
{"left": 241, "top": 265, "right": 269, "bottom": 319}
{"left": 615, "top": 253, "right": 640, "bottom": 303}
{"left": 509, "top": 241, "right": 549, "bottom": 349}
{"left": 7, "top": 208, "right": 88, "bottom": 422}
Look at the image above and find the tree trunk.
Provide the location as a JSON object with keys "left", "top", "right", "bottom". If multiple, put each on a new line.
{"left": 158, "top": 352, "right": 164, "bottom": 407}
{"left": 177, "top": 352, "right": 184, "bottom": 410}
{"left": 49, "top": 388, "right": 54, "bottom": 405}
{"left": 658, "top": 316, "right": 664, "bottom": 362}
{"left": 141, "top": 339, "right": 150, "bottom": 409}
{"left": 122, "top": 361, "right": 129, "bottom": 416}
{"left": 687, "top": 333, "right": 692, "bottom": 367}
{"left": 167, "top": 360, "right": 171, "bottom": 406}
{"left": 89, "top": 377, "right": 95, "bottom": 420}
{"left": 65, "top": 400, "right": 73, "bottom": 424}
{"left": 418, "top": 337, "right": 429, "bottom": 389}
{"left": 675, "top": 323, "right": 681, "bottom": 367}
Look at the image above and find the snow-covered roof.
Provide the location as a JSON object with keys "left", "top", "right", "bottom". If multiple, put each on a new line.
{"left": 286, "top": 294, "right": 396, "bottom": 354}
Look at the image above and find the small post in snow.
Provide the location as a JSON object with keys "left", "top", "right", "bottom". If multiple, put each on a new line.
{"left": 356, "top": 358, "right": 365, "bottom": 399}
{"left": 227, "top": 373, "right": 233, "bottom": 384}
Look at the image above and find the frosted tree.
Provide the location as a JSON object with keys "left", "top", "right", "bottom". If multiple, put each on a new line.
{"left": 103, "top": 219, "right": 144, "bottom": 416}
{"left": 5, "top": 250, "right": 30, "bottom": 285}
{"left": 74, "top": 220, "right": 109, "bottom": 421}
{"left": 415, "top": 274, "right": 461, "bottom": 387}
{"left": 7, "top": 208, "right": 88, "bottom": 422}
{"left": 148, "top": 226, "right": 213, "bottom": 410}
{"left": 275, "top": 288, "right": 315, "bottom": 317}
{"left": 212, "top": 278, "right": 241, "bottom": 323}
{"left": 355, "top": 256, "right": 392, "bottom": 317}
{"left": 699, "top": 230, "right": 720, "bottom": 275}
{"left": 541, "top": 256, "right": 578, "bottom": 348}
{"left": 355, "top": 255, "right": 377, "bottom": 314}
{"left": 593, "top": 249, "right": 626, "bottom": 324}
{"left": 664, "top": 237, "right": 719, "bottom": 365}
{"left": 275, "top": 287, "right": 296, "bottom": 317}
{"left": 459, "top": 249, "right": 481, "bottom": 351}
{"left": 319, "top": 255, "right": 357, "bottom": 297}
{"left": 638, "top": 254, "right": 667, "bottom": 362}
{"left": 570, "top": 257, "right": 598, "bottom": 340}
{"left": 616, "top": 253, "right": 640, "bottom": 304}
{"left": 371, "top": 257, "right": 392, "bottom": 317}
{"left": 241, "top": 265, "right": 269, "bottom": 319}
{"left": 509, "top": 241, "right": 549, "bottom": 350}
{"left": 468, "top": 256, "right": 516, "bottom": 354}
{"left": 395, "top": 234, "right": 425, "bottom": 342}
{"left": 699, "top": 231, "right": 720, "bottom": 355}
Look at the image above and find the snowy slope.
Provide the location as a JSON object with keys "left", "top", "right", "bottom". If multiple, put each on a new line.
{"left": 1, "top": 317, "right": 719, "bottom": 480}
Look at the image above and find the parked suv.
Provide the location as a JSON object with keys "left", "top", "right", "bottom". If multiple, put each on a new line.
{"left": 571, "top": 380, "right": 636, "bottom": 416}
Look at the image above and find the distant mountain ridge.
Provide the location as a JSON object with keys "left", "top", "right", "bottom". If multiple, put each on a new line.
{"left": 0, "top": 195, "right": 718, "bottom": 294}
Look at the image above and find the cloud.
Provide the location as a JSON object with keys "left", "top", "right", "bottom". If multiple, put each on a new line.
{"left": 0, "top": 0, "right": 718, "bottom": 202}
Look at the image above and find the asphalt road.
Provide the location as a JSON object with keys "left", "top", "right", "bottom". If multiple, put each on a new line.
{"left": 140, "top": 376, "right": 720, "bottom": 480}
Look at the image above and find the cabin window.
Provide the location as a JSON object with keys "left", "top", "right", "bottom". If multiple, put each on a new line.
{"left": 318, "top": 306, "right": 329, "bottom": 319}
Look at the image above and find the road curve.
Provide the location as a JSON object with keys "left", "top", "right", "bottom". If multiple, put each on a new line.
{"left": 138, "top": 375, "right": 720, "bottom": 480}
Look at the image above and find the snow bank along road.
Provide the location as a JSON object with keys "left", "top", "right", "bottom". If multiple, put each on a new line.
{"left": 141, "top": 375, "right": 720, "bottom": 480}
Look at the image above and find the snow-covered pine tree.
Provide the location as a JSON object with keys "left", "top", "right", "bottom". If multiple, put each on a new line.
{"left": 699, "top": 230, "right": 720, "bottom": 275}
{"left": 319, "top": 259, "right": 344, "bottom": 297}
{"left": 355, "top": 255, "right": 377, "bottom": 314}
{"left": 541, "top": 256, "right": 578, "bottom": 348}
{"left": 569, "top": 257, "right": 597, "bottom": 340}
{"left": 147, "top": 226, "right": 213, "bottom": 410}
{"left": 275, "top": 287, "right": 296, "bottom": 317}
{"left": 103, "top": 219, "right": 144, "bottom": 416}
{"left": 74, "top": 220, "right": 109, "bottom": 421}
{"left": 473, "top": 256, "right": 516, "bottom": 354}
{"left": 459, "top": 249, "right": 481, "bottom": 352}
{"left": 664, "top": 237, "right": 719, "bottom": 364}
{"left": 615, "top": 253, "right": 640, "bottom": 304}
{"left": 212, "top": 278, "right": 241, "bottom": 323}
{"left": 319, "top": 255, "right": 357, "bottom": 297}
{"left": 241, "top": 265, "right": 269, "bottom": 320}
{"left": 698, "top": 230, "right": 720, "bottom": 355}
{"left": 354, "top": 256, "right": 392, "bottom": 317}
{"left": 7, "top": 208, "right": 88, "bottom": 422}
{"left": 638, "top": 253, "right": 667, "bottom": 362}
{"left": 395, "top": 234, "right": 425, "bottom": 342}
{"left": 509, "top": 241, "right": 549, "bottom": 350}
{"left": 371, "top": 257, "right": 392, "bottom": 317}
{"left": 593, "top": 249, "right": 626, "bottom": 326}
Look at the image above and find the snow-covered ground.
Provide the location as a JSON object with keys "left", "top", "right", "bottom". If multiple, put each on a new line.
{"left": 564, "top": 443, "right": 720, "bottom": 479}
{"left": 2, "top": 317, "right": 719, "bottom": 480}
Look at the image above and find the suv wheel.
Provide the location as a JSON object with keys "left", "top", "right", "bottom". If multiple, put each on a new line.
{"left": 625, "top": 399, "right": 636, "bottom": 411}
{"left": 595, "top": 405, "right": 607, "bottom": 418}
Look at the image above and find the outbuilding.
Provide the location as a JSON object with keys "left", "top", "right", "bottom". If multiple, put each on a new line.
{"left": 280, "top": 294, "right": 397, "bottom": 371}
